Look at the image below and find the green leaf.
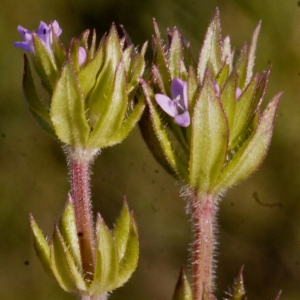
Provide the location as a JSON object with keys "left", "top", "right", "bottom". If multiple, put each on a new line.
{"left": 214, "top": 93, "right": 281, "bottom": 192}
{"left": 88, "top": 29, "right": 97, "bottom": 61}
{"left": 246, "top": 22, "right": 261, "bottom": 86}
{"left": 252, "top": 69, "right": 270, "bottom": 113}
{"left": 221, "top": 36, "right": 233, "bottom": 72}
{"left": 187, "top": 66, "right": 198, "bottom": 113}
{"left": 141, "top": 41, "right": 148, "bottom": 57}
{"left": 87, "top": 62, "right": 127, "bottom": 148}
{"left": 152, "top": 65, "right": 167, "bottom": 94}
{"left": 189, "top": 73, "right": 228, "bottom": 192}
{"left": 172, "top": 267, "right": 192, "bottom": 300}
{"left": 78, "top": 39, "right": 104, "bottom": 98}
{"left": 69, "top": 38, "right": 81, "bottom": 73}
{"left": 79, "top": 29, "right": 90, "bottom": 50}
{"left": 59, "top": 195, "right": 82, "bottom": 269}
{"left": 182, "top": 37, "right": 196, "bottom": 71}
{"left": 30, "top": 215, "right": 54, "bottom": 278}
{"left": 51, "top": 25, "right": 66, "bottom": 70}
{"left": 178, "top": 59, "right": 188, "bottom": 80}
{"left": 108, "top": 96, "right": 145, "bottom": 146}
{"left": 90, "top": 214, "right": 119, "bottom": 294}
{"left": 87, "top": 60, "right": 115, "bottom": 127}
{"left": 220, "top": 72, "right": 237, "bottom": 132}
{"left": 105, "top": 25, "right": 122, "bottom": 71}
{"left": 197, "top": 9, "right": 222, "bottom": 83}
{"left": 139, "top": 96, "right": 179, "bottom": 178}
{"left": 153, "top": 19, "right": 170, "bottom": 94}
{"left": 22, "top": 54, "right": 55, "bottom": 136}
{"left": 140, "top": 79, "right": 189, "bottom": 181}
{"left": 186, "top": 67, "right": 198, "bottom": 144}
{"left": 229, "top": 75, "right": 258, "bottom": 149}
{"left": 113, "top": 200, "right": 131, "bottom": 259}
{"left": 51, "top": 226, "right": 87, "bottom": 292}
{"left": 128, "top": 52, "right": 146, "bottom": 93}
{"left": 116, "top": 221, "right": 139, "bottom": 288}
{"left": 169, "top": 28, "right": 184, "bottom": 79}
{"left": 122, "top": 45, "right": 133, "bottom": 74}
{"left": 235, "top": 44, "right": 248, "bottom": 90}
{"left": 50, "top": 57, "right": 90, "bottom": 147}
{"left": 216, "top": 63, "right": 229, "bottom": 89}
{"left": 32, "top": 33, "right": 59, "bottom": 92}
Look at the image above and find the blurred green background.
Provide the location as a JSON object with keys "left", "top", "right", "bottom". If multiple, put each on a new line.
{"left": 1, "top": 0, "right": 300, "bottom": 299}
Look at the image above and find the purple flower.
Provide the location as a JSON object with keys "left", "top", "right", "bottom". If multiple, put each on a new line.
{"left": 155, "top": 78, "right": 190, "bottom": 127}
{"left": 14, "top": 21, "right": 62, "bottom": 53}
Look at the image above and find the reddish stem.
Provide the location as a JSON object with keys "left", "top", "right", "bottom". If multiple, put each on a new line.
{"left": 190, "top": 193, "right": 216, "bottom": 300}
{"left": 70, "top": 158, "right": 95, "bottom": 280}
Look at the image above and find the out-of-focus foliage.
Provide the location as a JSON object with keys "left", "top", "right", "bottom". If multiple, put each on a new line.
{"left": 2, "top": 0, "right": 300, "bottom": 299}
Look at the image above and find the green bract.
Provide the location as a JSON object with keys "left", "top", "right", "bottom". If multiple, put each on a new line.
{"left": 23, "top": 25, "right": 147, "bottom": 153}
{"left": 173, "top": 268, "right": 193, "bottom": 300}
{"left": 30, "top": 198, "right": 138, "bottom": 298}
{"left": 139, "top": 10, "right": 281, "bottom": 195}
{"left": 225, "top": 268, "right": 281, "bottom": 300}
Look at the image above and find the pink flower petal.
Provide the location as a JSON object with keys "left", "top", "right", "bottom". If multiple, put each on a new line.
{"left": 174, "top": 111, "right": 190, "bottom": 127}
{"left": 155, "top": 94, "right": 177, "bottom": 117}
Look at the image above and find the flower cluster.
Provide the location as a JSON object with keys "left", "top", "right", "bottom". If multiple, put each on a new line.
{"left": 14, "top": 12, "right": 282, "bottom": 300}
{"left": 15, "top": 21, "right": 147, "bottom": 161}
{"left": 14, "top": 21, "right": 62, "bottom": 53}
{"left": 140, "top": 11, "right": 281, "bottom": 195}
{"left": 14, "top": 21, "right": 145, "bottom": 300}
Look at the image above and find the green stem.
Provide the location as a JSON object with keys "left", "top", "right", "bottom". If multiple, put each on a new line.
{"left": 190, "top": 192, "right": 216, "bottom": 300}
{"left": 69, "top": 149, "right": 96, "bottom": 280}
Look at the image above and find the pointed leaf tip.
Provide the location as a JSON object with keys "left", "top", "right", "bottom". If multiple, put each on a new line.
{"left": 30, "top": 216, "right": 54, "bottom": 278}
{"left": 51, "top": 225, "right": 86, "bottom": 292}
{"left": 22, "top": 54, "right": 55, "bottom": 136}
{"left": 173, "top": 266, "right": 192, "bottom": 300}
{"left": 91, "top": 213, "right": 119, "bottom": 294}
{"left": 226, "top": 267, "right": 246, "bottom": 300}
{"left": 214, "top": 92, "right": 281, "bottom": 192}
{"left": 246, "top": 21, "right": 261, "bottom": 86}
{"left": 113, "top": 199, "right": 131, "bottom": 259}
{"left": 59, "top": 195, "right": 82, "bottom": 269}
{"left": 190, "top": 72, "right": 228, "bottom": 192}
{"left": 197, "top": 7, "right": 222, "bottom": 82}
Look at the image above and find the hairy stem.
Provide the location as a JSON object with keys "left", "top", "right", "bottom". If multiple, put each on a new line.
{"left": 81, "top": 293, "right": 108, "bottom": 300}
{"left": 190, "top": 193, "right": 216, "bottom": 300}
{"left": 70, "top": 154, "right": 95, "bottom": 280}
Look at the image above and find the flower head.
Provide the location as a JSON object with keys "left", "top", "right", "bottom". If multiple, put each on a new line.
{"left": 14, "top": 20, "right": 62, "bottom": 53}
{"left": 139, "top": 11, "right": 281, "bottom": 194}
{"left": 19, "top": 23, "right": 147, "bottom": 153}
{"left": 155, "top": 78, "right": 190, "bottom": 127}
